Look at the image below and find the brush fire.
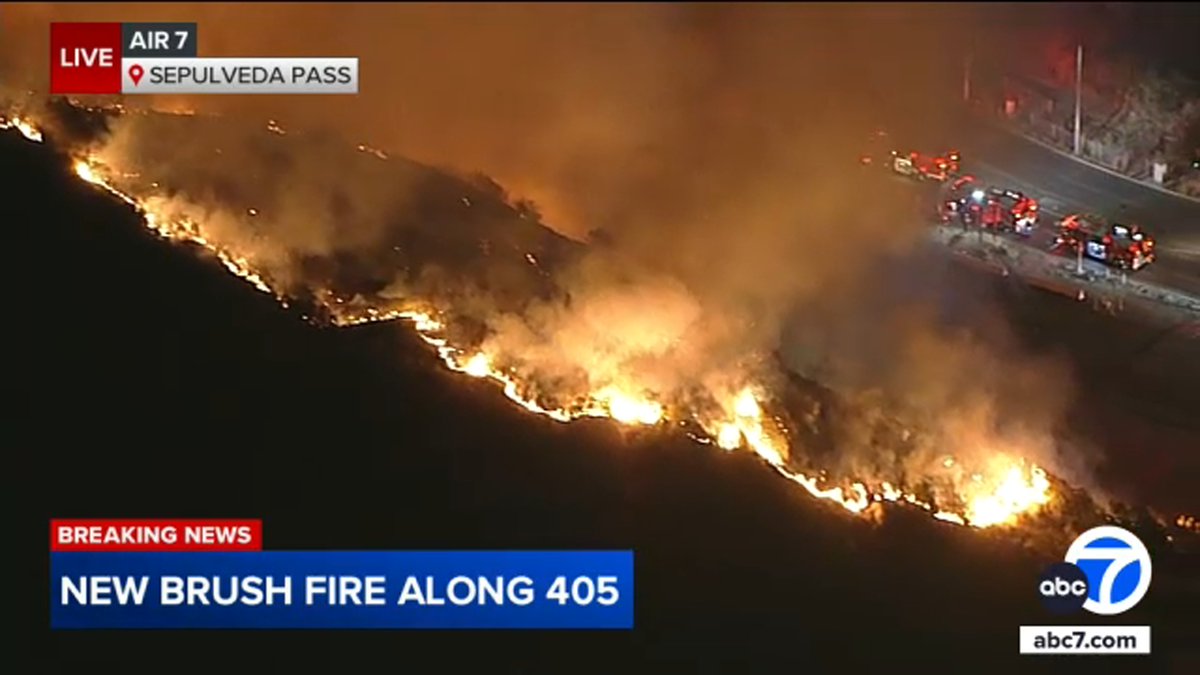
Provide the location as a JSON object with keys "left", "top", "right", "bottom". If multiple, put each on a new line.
{"left": 8, "top": 108, "right": 1066, "bottom": 529}
{"left": 1, "top": 114, "right": 43, "bottom": 143}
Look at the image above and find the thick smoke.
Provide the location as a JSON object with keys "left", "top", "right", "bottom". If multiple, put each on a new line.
{"left": 3, "top": 4, "right": 1088, "bottom": 492}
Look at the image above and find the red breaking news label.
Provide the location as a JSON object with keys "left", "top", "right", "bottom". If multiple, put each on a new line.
{"left": 50, "top": 519, "right": 263, "bottom": 551}
{"left": 50, "top": 22, "right": 123, "bottom": 95}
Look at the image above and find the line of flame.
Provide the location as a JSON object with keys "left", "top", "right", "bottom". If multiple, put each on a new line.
{"left": 335, "top": 306, "right": 1052, "bottom": 527}
{"left": 73, "top": 159, "right": 276, "bottom": 297}
{"left": 5, "top": 115, "right": 1055, "bottom": 530}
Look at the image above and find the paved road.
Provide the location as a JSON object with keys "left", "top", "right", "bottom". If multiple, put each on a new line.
{"left": 943, "top": 110, "right": 1200, "bottom": 296}
{"left": 878, "top": 108, "right": 1200, "bottom": 296}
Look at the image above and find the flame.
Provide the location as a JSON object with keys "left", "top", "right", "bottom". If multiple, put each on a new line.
{"left": 734, "top": 388, "right": 760, "bottom": 417}
{"left": 700, "top": 385, "right": 1051, "bottom": 525}
{"left": 73, "top": 157, "right": 276, "bottom": 297}
{"left": 590, "top": 385, "right": 664, "bottom": 425}
{"left": 74, "top": 160, "right": 100, "bottom": 185}
{"left": 962, "top": 464, "right": 1052, "bottom": 528}
{"left": 462, "top": 352, "right": 492, "bottom": 378}
{"left": 7, "top": 111, "right": 1057, "bottom": 531}
{"left": 0, "top": 115, "right": 43, "bottom": 143}
{"left": 710, "top": 387, "right": 785, "bottom": 465}
{"left": 717, "top": 423, "right": 742, "bottom": 450}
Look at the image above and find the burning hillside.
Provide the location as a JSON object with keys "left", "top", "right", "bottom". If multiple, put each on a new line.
{"left": 3, "top": 102, "right": 1096, "bottom": 534}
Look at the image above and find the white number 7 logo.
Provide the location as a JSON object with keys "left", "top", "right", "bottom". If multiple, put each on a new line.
{"left": 1064, "top": 525, "right": 1152, "bottom": 616}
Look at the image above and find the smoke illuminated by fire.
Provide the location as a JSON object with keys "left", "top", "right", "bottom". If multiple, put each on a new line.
{"left": 8, "top": 112, "right": 1061, "bottom": 530}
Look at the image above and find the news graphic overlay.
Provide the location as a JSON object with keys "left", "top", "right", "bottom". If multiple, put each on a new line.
{"left": 1021, "top": 525, "right": 1152, "bottom": 655}
{"left": 1036, "top": 562, "right": 1089, "bottom": 615}
{"left": 1064, "top": 525, "right": 1152, "bottom": 616}
{"left": 50, "top": 519, "right": 634, "bottom": 629}
{"left": 49, "top": 22, "right": 123, "bottom": 94}
{"left": 51, "top": 22, "right": 358, "bottom": 94}
{"left": 52, "top": 519, "right": 262, "bottom": 551}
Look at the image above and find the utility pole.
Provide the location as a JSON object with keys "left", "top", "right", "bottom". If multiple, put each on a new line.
{"left": 1073, "top": 43, "right": 1083, "bottom": 155}
{"left": 963, "top": 52, "right": 972, "bottom": 103}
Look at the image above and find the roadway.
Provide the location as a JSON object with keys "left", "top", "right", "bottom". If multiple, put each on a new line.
{"left": 943, "top": 109, "right": 1200, "bottom": 296}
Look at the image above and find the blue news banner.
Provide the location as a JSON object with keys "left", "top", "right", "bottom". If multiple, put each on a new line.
{"left": 52, "top": 551, "right": 633, "bottom": 629}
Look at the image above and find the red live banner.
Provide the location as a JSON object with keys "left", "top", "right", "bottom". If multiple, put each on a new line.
{"left": 51, "top": 519, "right": 262, "bottom": 551}
{"left": 50, "top": 23, "right": 123, "bottom": 95}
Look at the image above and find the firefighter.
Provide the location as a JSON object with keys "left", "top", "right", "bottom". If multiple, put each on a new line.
{"left": 1056, "top": 215, "right": 1085, "bottom": 250}
{"left": 939, "top": 195, "right": 960, "bottom": 223}
{"left": 957, "top": 189, "right": 985, "bottom": 228}
{"left": 962, "top": 199, "right": 982, "bottom": 228}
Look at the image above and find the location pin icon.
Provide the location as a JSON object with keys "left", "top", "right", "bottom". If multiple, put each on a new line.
{"left": 129, "top": 64, "right": 144, "bottom": 86}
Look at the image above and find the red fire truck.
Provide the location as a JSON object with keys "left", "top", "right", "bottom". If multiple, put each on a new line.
{"left": 889, "top": 149, "right": 961, "bottom": 182}
{"left": 987, "top": 188, "right": 1040, "bottom": 236}
{"left": 1055, "top": 214, "right": 1156, "bottom": 271}
{"left": 859, "top": 131, "right": 961, "bottom": 182}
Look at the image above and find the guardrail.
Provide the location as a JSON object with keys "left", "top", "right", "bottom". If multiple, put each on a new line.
{"left": 932, "top": 225, "right": 1200, "bottom": 316}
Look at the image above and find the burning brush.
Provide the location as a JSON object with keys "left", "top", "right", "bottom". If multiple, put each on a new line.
{"left": 328, "top": 295, "right": 1054, "bottom": 529}
{"left": 4, "top": 105, "right": 1190, "bottom": 542}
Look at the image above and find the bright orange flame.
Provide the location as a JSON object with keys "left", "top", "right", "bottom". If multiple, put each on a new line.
{"left": 463, "top": 352, "right": 492, "bottom": 378}
{"left": 74, "top": 160, "right": 100, "bottom": 185}
{"left": 73, "top": 157, "right": 276, "bottom": 296}
{"left": 716, "top": 423, "right": 742, "bottom": 450}
{"left": 0, "top": 115, "right": 43, "bottom": 143}
{"left": 593, "top": 386, "right": 664, "bottom": 426}
{"left": 37, "top": 111, "right": 1057, "bottom": 531}
{"left": 962, "top": 464, "right": 1052, "bottom": 528}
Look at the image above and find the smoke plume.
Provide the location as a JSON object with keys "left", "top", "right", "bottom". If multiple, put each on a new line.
{"left": 2, "top": 4, "right": 1089, "bottom": 496}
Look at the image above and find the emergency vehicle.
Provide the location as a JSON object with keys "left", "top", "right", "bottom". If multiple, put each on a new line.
{"left": 859, "top": 131, "right": 961, "bottom": 182}
{"left": 986, "top": 188, "right": 1040, "bottom": 235}
{"left": 1055, "top": 214, "right": 1156, "bottom": 271}
{"left": 889, "top": 149, "right": 961, "bottom": 182}
{"left": 939, "top": 175, "right": 985, "bottom": 226}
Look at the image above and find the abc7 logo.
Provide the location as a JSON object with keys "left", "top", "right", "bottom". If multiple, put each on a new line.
{"left": 1038, "top": 525, "right": 1152, "bottom": 615}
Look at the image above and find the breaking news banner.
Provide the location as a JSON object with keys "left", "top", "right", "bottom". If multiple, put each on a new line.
{"left": 52, "top": 519, "right": 263, "bottom": 551}
{"left": 50, "top": 22, "right": 358, "bottom": 95}
{"left": 49, "top": 519, "right": 634, "bottom": 629}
